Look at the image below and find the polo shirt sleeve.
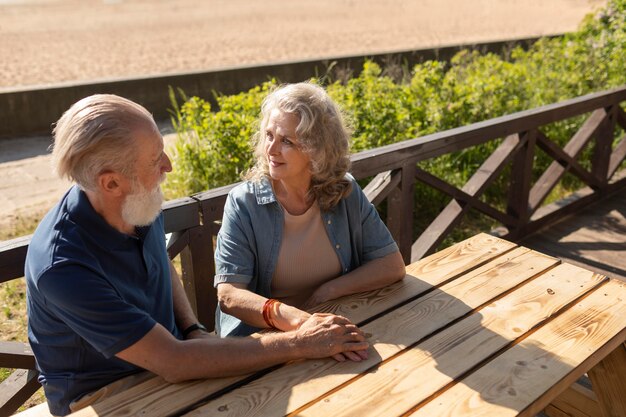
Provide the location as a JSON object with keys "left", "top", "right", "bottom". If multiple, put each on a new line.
{"left": 214, "top": 192, "right": 256, "bottom": 286}
{"left": 356, "top": 183, "right": 400, "bottom": 262}
{"left": 36, "top": 264, "right": 157, "bottom": 359}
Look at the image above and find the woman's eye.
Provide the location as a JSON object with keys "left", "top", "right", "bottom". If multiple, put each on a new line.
{"left": 282, "top": 138, "right": 293, "bottom": 145}
{"left": 266, "top": 132, "right": 273, "bottom": 141}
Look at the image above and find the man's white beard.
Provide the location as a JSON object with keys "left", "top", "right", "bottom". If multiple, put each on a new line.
{"left": 121, "top": 176, "right": 164, "bottom": 227}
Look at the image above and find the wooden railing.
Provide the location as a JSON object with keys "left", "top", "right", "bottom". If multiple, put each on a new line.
{"left": 1, "top": 85, "right": 625, "bottom": 415}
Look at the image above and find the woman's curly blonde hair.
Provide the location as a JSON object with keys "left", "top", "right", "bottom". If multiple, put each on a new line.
{"left": 244, "top": 82, "right": 352, "bottom": 210}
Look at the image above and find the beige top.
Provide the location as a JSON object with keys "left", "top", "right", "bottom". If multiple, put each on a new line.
{"left": 271, "top": 202, "right": 342, "bottom": 307}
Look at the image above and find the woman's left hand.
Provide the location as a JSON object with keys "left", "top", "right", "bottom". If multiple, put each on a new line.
{"left": 302, "top": 284, "right": 333, "bottom": 310}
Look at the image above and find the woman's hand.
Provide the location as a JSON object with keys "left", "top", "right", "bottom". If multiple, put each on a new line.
{"left": 303, "top": 252, "right": 406, "bottom": 311}
{"left": 302, "top": 284, "right": 334, "bottom": 310}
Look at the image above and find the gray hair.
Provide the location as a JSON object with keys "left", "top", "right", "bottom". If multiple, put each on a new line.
{"left": 51, "top": 94, "right": 157, "bottom": 190}
{"left": 245, "top": 82, "right": 352, "bottom": 210}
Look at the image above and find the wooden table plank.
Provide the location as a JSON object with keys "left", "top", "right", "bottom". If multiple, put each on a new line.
{"left": 295, "top": 263, "right": 606, "bottom": 417}
{"left": 184, "top": 248, "right": 559, "bottom": 416}
{"left": 404, "top": 233, "right": 517, "bottom": 282}
{"left": 314, "top": 233, "right": 517, "bottom": 322}
{"left": 64, "top": 234, "right": 626, "bottom": 417}
{"left": 407, "top": 279, "right": 626, "bottom": 417}
{"left": 70, "top": 233, "right": 517, "bottom": 417}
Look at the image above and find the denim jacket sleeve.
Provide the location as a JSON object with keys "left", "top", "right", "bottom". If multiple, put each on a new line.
{"left": 214, "top": 188, "right": 257, "bottom": 286}
{"left": 213, "top": 180, "right": 281, "bottom": 336}
{"left": 350, "top": 176, "right": 399, "bottom": 262}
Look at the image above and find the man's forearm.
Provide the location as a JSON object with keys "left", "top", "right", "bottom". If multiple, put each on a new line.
{"left": 116, "top": 315, "right": 368, "bottom": 383}
{"left": 166, "top": 332, "right": 303, "bottom": 381}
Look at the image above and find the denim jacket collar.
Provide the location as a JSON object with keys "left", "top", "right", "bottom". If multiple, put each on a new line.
{"left": 254, "top": 177, "right": 277, "bottom": 205}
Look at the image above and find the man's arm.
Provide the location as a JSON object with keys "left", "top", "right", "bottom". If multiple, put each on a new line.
{"left": 115, "top": 313, "right": 368, "bottom": 383}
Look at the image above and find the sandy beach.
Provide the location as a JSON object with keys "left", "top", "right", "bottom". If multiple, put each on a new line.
{"left": 0, "top": 0, "right": 607, "bottom": 232}
{"left": 0, "top": 0, "right": 605, "bottom": 88}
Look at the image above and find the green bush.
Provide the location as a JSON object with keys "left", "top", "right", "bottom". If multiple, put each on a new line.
{"left": 164, "top": 0, "right": 625, "bottom": 211}
{"left": 165, "top": 82, "right": 275, "bottom": 197}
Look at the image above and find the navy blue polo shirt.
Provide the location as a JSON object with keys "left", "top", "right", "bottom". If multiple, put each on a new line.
{"left": 25, "top": 186, "right": 180, "bottom": 416}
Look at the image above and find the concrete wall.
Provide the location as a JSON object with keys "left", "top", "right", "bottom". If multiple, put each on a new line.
{"left": 0, "top": 37, "right": 545, "bottom": 138}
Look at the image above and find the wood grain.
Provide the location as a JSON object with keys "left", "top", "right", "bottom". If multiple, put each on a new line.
{"left": 587, "top": 343, "right": 626, "bottom": 417}
{"left": 184, "top": 248, "right": 558, "bottom": 416}
{"left": 296, "top": 263, "right": 605, "bottom": 417}
{"left": 69, "top": 376, "right": 248, "bottom": 417}
{"left": 405, "top": 233, "right": 516, "bottom": 283}
{"left": 310, "top": 233, "right": 516, "bottom": 323}
{"left": 407, "top": 279, "right": 626, "bottom": 417}
{"left": 70, "top": 234, "right": 516, "bottom": 417}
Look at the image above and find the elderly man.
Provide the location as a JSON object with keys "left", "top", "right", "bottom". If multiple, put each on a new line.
{"left": 25, "top": 94, "right": 368, "bottom": 416}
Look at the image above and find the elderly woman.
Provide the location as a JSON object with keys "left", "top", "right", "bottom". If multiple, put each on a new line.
{"left": 214, "top": 82, "right": 405, "bottom": 357}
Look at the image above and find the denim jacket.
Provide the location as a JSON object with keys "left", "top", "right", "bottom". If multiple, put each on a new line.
{"left": 214, "top": 175, "right": 399, "bottom": 336}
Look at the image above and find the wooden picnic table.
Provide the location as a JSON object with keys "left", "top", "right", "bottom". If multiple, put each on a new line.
{"left": 58, "top": 233, "right": 626, "bottom": 417}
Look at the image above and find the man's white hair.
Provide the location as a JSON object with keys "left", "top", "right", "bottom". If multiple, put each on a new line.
{"left": 51, "top": 94, "right": 157, "bottom": 190}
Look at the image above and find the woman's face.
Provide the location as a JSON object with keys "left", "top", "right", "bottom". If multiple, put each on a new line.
{"left": 264, "top": 108, "right": 312, "bottom": 188}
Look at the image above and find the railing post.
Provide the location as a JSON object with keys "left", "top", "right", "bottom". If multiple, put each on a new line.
{"left": 507, "top": 130, "right": 536, "bottom": 240}
{"left": 179, "top": 224, "right": 216, "bottom": 331}
{"left": 386, "top": 162, "right": 416, "bottom": 264}
{"left": 592, "top": 105, "right": 616, "bottom": 191}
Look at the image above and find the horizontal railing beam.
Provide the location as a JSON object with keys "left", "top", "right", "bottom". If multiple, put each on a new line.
{"left": 0, "top": 341, "right": 36, "bottom": 369}
{"left": 0, "top": 235, "right": 31, "bottom": 283}
{"left": 351, "top": 86, "right": 626, "bottom": 178}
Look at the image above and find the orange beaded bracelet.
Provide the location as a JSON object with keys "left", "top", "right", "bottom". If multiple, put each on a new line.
{"left": 262, "top": 298, "right": 280, "bottom": 329}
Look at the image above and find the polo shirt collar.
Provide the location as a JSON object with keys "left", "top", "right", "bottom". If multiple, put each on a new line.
{"left": 66, "top": 185, "right": 146, "bottom": 248}
{"left": 254, "top": 177, "right": 277, "bottom": 205}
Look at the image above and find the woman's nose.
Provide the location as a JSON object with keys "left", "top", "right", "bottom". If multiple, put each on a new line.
{"left": 267, "top": 138, "right": 280, "bottom": 155}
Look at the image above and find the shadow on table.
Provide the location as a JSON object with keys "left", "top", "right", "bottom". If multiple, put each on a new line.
{"left": 180, "top": 269, "right": 585, "bottom": 417}
{"left": 282, "top": 270, "right": 584, "bottom": 416}
{"left": 345, "top": 278, "right": 588, "bottom": 416}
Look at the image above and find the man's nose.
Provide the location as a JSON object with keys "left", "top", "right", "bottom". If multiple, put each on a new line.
{"left": 162, "top": 153, "right": 173, "bottom": 173}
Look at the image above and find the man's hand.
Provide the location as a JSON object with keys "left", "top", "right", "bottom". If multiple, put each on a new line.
{"left": 293, "top": 313, "right": 369, "bottom": 361}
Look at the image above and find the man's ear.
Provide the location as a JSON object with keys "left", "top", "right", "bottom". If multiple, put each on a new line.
{"left": 98, "top": 172, "right": 125, "bottom": 197}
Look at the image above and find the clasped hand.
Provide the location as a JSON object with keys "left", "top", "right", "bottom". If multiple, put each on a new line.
{"left": 296, "top": 313, "right": 369, "bottom": 362}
